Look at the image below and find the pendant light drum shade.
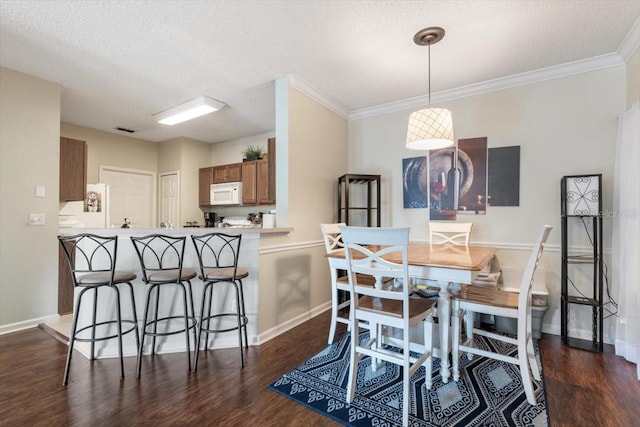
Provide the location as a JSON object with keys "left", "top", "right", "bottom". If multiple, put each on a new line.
{"left": 406, "top": 26, "right": 454, "bottom": 150}
{"left": 406, "top": 107, "right": 454, "bottom": 150}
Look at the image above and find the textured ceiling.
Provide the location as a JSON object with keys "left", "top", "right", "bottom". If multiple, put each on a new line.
{"left": 1, "top": 0, "right": 639, "bottom": 144}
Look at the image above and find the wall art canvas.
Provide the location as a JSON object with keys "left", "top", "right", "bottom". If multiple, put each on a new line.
{"left": 488, "top": 146, "right": 520, "bottom": 206}
{"left": 457, "top": 137, "right": 488, "bottom": 215}
{"left": 402, "top": 156, "right": 427, "bottom": 208}
{"left": 428, "top": 147, "right": 459, "bottom": 220}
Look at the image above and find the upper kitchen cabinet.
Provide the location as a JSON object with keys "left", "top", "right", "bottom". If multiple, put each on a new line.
{"left": 59, "top": 137, "right": 87, "bottom": 202}
{"left": 242, "top": 137, "right": 276, "bottom": 205}
{"left": 213, "top": 162, "right": 242, "bottom": 184}
{"left": 198, "top": 167, "right": 214, "bottom": 206}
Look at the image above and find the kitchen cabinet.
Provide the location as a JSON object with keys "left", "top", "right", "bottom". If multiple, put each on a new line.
{"left": 242, "top": 138, "right": 276, "bottom": 205}
{"left": 213, "top": 163, "right": 242, "bottom": 184}
{"left": 198, "top": 167, "right": 214, "bottom": 206}
{"left": 59, "top": 137, "right": 87, "bottom": 202}
{"left": 58, "top": 243, "right": 74, "bottom": 315}
{"left": 242, "top": 161, "right": 258, "bottom": 204}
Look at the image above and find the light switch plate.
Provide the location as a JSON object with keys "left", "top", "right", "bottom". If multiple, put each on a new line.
{"left": 35, "top": 185, "right": 45, "bottom": 198}
{"left": 29, "top": 213, "right": 45, "bottom": 226}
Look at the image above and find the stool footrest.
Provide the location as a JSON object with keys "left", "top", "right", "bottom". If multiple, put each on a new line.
{"left": 74, "top": 319, "right": 138, "bottom": 343}
{"left": 142, "top": 315, "right": 197, "bottom": 337}
{"left": 200, "top": 313, "right": 248, "bottom": 334}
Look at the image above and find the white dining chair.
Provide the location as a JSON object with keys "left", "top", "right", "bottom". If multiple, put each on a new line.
{"left": 320, "top": 223, "right": 385, "bottom": 344}
{"left": 320, "top": 223, "right": 350, "bottom": 344}
{"left": 451, "top": 225, "right": 552, "bottom": 405}
{"left": 340, "top": 225, "right": 436, "bottom": 427}
{"left": 429, "top": 221, "right": 473, "bottom": 245}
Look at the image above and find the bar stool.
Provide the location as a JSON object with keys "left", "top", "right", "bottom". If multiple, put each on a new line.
{"left": 130, "top": 234, "right": 197, "bottom": 376}
{"left": 191, "top": 232, "right": 249, "bottom": 369}
{"left": 58, "top": 234, "right": 139, "bottom": 386}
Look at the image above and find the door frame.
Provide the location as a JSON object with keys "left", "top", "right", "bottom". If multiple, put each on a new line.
{"left": 159, "top": 171, "right": 180, "bottom": 227}
{"left": 99, "top": 165, "right": 158, "bottom": 228}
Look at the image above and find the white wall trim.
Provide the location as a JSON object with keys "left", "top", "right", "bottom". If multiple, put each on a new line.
{"left": 260, "top": 240, "right": 324, "bottom": 255}
{"left": 258, "top": 301, "right": 330, "bottom": 345}
{"left": 0, "top": 314, "right": 59, "bottom": 336}
{"left": 287, "top": 74, "right": 350, "bottom": 120}
{"left": 349, "top": 53, "right": 624, "bottom": 121}
{"left": 618, "top": 16, "right": 640, "bottom": 61}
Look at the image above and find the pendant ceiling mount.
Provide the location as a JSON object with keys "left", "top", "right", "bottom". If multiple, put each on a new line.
{"left": 413, "top": 27, "right": 445, "bottom": 46}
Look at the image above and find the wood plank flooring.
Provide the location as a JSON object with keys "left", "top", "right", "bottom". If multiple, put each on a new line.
{"left": 0, "top": 310, "right": 638, "bottom": 426}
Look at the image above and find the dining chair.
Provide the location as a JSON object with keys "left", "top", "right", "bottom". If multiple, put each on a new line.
{"left": 429, "top": 221, "right": 473, "bottom": 245}
{"left": 451, "top": 225, "right": 552, "bottom": 405}
{"left": 131, "top": 234, "right": 198, "bottom": 376}
{"left": 320, "top": 223, "right": 349, "bottom": 344}
{"left": 320, "top": 223, "right": 383, "bottom": 344}
{"left": 413, "top": 221, "right": 474, "bottom": 298}
{"left": 191, "top": 232, "right": 249, "bottom": 369}
{"left": 58, "top": 234, "right": 139, "bottom": 386}
{"left": 340, "top": 226, "right": 436, "bottom": 426}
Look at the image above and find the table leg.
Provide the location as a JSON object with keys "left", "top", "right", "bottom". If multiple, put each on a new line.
{"left": 437, "top": 281, "right": 451, "bottom": 383}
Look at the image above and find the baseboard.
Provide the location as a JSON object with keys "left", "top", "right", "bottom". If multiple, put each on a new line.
{"left": 258, "top": 301, "right": 331, "bottom": 345}
{"left": 0, "top": 314, "right": 59, "bottom": 336}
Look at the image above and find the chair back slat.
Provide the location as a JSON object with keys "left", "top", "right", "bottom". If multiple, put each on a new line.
{"left": 130, "top": 234, "right": 187, "bottom": 283}
{"left": 429, "top": 221, "right": 473, "bottom": 245}
{"left": 518, "top": 225, "right": 553, "bottom": 312}
{"left": 58, "top": 234, "right": 118, "bottom": 286}
{"left": 340, "top": 226, "right": 410, "bottom": 304}
{"left": 191, "top": 232, "right": 242, "bottom": 279}
{"left": 320, "top": 223, "right": 346, "bottom": 254}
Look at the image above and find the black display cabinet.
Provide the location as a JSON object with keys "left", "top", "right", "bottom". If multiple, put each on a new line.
{"left": 337, "top": 174, "right": 381, "bottom": 227}
{"left": 560, "top": 174, "right": 604, "bottom": 352}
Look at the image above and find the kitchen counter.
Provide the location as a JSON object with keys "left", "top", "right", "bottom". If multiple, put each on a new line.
{"left": 60, "top": 227, "right": 273, "bottom": 359}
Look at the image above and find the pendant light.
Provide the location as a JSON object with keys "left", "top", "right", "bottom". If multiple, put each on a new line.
{"left": 406, "top": 27, "right": 454, "bottom": 150}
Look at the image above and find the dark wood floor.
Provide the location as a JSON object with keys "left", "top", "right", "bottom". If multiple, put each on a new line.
{"left": 0, "top": 310, "right": 638, "bottom": 426}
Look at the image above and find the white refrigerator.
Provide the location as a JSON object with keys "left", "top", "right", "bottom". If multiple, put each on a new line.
{"left": 59, "top": 183, "right": 111, "bottom": 229}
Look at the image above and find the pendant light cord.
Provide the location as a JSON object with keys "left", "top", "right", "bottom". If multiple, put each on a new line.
{"left": 428, "top": 40, "right": 431, "bottom": 105}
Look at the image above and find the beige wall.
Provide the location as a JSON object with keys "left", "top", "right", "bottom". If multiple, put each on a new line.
{"left": 258, "top": 83, "right": 348, "bottom": 337}
{"left": 179, "top": 138, "right": 212, "bottom": 223}
{"left": 210, "top": 131, "right": 274, "bottom": 166}
{"left": 60, "top": 123, "right": 158, "bottom": 183}
{"left": 0, "top": 68, "right": 61, "bottom": 329}
{"left": 627, "top": 48, "right": 640, "bottom": 108}
{"left": 348, "top": 66, "right": 626, "bottom": 342}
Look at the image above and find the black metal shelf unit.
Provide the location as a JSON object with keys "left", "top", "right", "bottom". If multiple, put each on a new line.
{"left": 337, "top": 174, "right": 381, "bottom": 227}
{"left": 560, "top": 174, "right": 604, "bottom": 352}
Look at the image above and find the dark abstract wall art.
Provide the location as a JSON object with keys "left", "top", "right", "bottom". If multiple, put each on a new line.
{"left": 402, "top": 156, "right": 427, "bottom": 208}
{"left": 457, "top": 137, "right": 488, "bottom": 215}
{"left": 488, "top": 146, "right": 520, "bottom": 206}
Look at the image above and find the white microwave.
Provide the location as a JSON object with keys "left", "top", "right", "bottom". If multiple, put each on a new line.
{"left": 210, "top": 182, "right": 241, "bottom": 205}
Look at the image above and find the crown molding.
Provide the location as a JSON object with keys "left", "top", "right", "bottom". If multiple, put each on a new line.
{"left": 286, "top": 74, "right": 350, "bottom": 120}
{"left": 618, "top": 16, "right": 640, "bottom": 61}
{"left": 349, "top": 52, "right": 625, "bottom": 121}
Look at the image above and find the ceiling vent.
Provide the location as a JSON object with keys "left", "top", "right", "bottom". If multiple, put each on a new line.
{"left": 115, "top": 127, "right": 136, "bottom": 133}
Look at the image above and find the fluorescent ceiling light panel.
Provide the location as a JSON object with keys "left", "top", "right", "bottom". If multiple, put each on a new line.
{"left": 153, "top": 95, "right": 225, "bottom": 125}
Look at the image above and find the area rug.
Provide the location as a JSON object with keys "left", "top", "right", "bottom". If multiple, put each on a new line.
{"left": 268, "top": 331, "right": 548, "bottom": 426}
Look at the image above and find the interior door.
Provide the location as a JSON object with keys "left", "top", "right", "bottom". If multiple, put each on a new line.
{"left": 160, "top": 173, "right": 179, "bottom": 227}
{"left": 100, "top": 168, "right": 155, "bottom": 228}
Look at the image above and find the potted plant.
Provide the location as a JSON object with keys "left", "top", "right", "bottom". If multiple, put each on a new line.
{"left": 241, "top": 145, "right": 264, "bottom": 161}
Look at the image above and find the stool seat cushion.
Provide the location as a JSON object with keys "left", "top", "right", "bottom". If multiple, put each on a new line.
{"left": 203, "top": 267, "right": 249, "bottom": 281}
{"left": 147, "top": 268, "right": 197, "bottom": 283}
{"left": 77, "top": 271, "right": 137, "bottom": 285}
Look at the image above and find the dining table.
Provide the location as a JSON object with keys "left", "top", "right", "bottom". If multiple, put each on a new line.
{"left": 326, "top": 242, "right": 497, "bottom": 383}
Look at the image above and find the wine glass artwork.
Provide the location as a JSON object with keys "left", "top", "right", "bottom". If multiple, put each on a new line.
{"left": 431, "top": 172, "right": 447, "bottom": 210}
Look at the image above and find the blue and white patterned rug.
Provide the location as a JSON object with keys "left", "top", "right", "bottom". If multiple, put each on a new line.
{"left": 268, "top": 331, "right": 548, "bottom": 426}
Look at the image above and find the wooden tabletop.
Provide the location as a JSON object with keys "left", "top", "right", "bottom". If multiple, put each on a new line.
{"left": 327, "top": 243, "right": 497, "bottom": 272}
